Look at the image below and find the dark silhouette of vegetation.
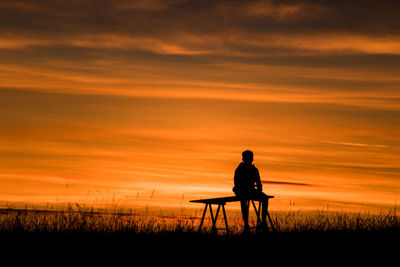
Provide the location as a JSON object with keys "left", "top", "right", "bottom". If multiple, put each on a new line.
{"left": 0, "top": 206, "right": 398, "bottom": 264}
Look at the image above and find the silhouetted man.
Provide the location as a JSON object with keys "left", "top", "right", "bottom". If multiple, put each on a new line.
{"left": 233, "top": 150, "right": 269, "bottom": 233}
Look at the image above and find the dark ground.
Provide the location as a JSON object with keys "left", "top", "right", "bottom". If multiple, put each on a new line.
{"left": 1, "top": 230, "right": 398, "bottom": 265}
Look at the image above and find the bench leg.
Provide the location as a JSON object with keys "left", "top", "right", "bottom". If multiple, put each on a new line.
{"left": 251, "top": 200, "right": 262, "bottom": 230}
{"left": 264, "top": 198, "right": 275, "bottom": 232}
{"left": 267, "top": 211, "right": 275, "bottom": 232}
{"left": 221, "top": 204, "right": 229, "bottom": 235}
{"left": 250, "top": 200, "right": 276, "bottom": 232}
{"left": 210, "top": 204, "right": 221, "bottom": 233}
{"left": 197, "top": 203, "right": 208, "bottom": 232}
{"left": 209, "top": 204, "right": 214, "bottom": 232}
{"left": 197, "top": 203, "right": 230, "bottom": 234}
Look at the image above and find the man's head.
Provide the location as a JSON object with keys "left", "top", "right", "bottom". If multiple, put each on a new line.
{"left": 242, "top": 150, "right": 253, "bottom": 164}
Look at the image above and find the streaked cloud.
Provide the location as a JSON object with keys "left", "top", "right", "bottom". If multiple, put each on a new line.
{"left": 262, "top": 180, "right": 314, "bottom": 187}
{"left": 1, "top": 0, "right": 400, "bottom": 56}
{"left": 320, "top": 140, "right": 388, "bottom": 149}
{"left": 114, "top": 0, "right": 185, "bottom": 11}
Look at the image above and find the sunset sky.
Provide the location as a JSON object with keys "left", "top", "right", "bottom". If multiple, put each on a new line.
{"left": 1, "top": 0, "right": 399, "bottom": 213}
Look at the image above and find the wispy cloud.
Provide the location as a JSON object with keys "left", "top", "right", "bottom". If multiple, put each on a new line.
{"left": 262, "top": 180, "right": 314, "bottom": 187}
{"left": 320, "top": 140, "right": 388, "bottom": 148}
{"left": 1, "top": 0, "right": 400, "bottom": 55}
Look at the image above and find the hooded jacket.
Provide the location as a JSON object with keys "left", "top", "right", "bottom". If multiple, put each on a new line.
{"left": 233, "top": 162, "right": 262, "bottom": 196}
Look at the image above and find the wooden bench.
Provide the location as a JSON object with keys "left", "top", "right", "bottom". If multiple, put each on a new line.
{"left": 190, "top": 195, "right": 274, "bottom": 234}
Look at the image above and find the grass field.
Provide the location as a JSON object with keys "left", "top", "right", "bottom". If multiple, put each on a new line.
{"left": 1, "top": 204, "right": 398, "bottom": 234}
{"left": 0, "top": 205, "right": 398, "bottom": 263}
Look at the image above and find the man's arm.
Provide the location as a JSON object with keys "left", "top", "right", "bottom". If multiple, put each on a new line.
{"left": 255, "top": 168, "right": 262, "bottom": 192}
{"left": 233, "top": 168, "right": 239, "bottom": 193}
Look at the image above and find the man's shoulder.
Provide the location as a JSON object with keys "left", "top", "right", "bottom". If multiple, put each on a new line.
{"left": 236, "top": 162, "right": 258, "bottom": 171}
{"left": 236, "top": 162, "right": 243, "bottom": 167}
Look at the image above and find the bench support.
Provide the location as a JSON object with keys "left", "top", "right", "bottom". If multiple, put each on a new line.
{"left": 198, "top": 203, "right": 229, "bottom": 234}
{"left": 191, "top": 195, "right": 275, "bottom": 234}
{"left": 247, "top": 199, "right": 275, "bottom": 232}
{"left": 197, "top": 199, "right": 275, "bottom": 234}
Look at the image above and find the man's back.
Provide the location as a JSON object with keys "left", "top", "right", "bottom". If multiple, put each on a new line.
{"left": 233, "top": 162, "right": 262, "bottom": 196}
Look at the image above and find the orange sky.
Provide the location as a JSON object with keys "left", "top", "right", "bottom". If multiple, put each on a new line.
{"left": 1, "top": 0, "right": 399, "bottom": 213}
